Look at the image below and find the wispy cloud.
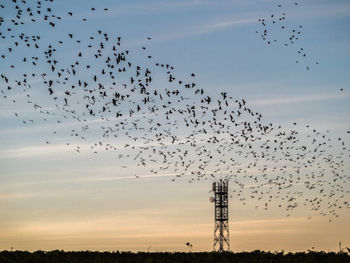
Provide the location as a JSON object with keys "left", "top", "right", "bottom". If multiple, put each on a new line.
{"left": 250, "top": 92, "right": 350, "bottom": 106}
{"left": 0, "top": 144, "right": 77, "bottom": 159}
{"left": 128, "top": 15, "right": 258, "bottom": 47}
{"left": 65, "top": 172, "right": 177, "bottom": 184}
{"left": 129, "top": 1, "right": 350, "bottom": 45}
{"left": 0, "top": 193, "right": 36, "bottom": 201}
{"left": 72, "top": 0, "right": 214, "bottom": 21}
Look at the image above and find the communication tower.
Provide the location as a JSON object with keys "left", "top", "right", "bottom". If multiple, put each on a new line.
{"left": 210, "top": 179, "right": 230, "bottom": 252}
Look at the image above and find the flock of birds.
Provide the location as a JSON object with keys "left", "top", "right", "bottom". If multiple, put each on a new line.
{"left": 0, "top": 0, "right": 349, "bottom": 221}
{"left": 256, "top": 2, "right": 320, "bottom": 71}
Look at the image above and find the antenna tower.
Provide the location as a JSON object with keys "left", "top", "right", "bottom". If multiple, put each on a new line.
{"left": 212, "top": 179, "right": 230, "bottom": 252}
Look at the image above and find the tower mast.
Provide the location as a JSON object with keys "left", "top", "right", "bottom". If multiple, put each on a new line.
{"left": 212, "top": 179, "right": 230, "bottom": 252}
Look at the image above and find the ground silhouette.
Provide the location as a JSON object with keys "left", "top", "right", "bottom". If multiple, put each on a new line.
{"left": 0, "top": 250, "right": 349, "bottom": 263}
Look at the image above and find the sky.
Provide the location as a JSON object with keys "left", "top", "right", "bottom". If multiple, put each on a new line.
{"left": 0, "top": 0, "right": 350, "bottom": 252}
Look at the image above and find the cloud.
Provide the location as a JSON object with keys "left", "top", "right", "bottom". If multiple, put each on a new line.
{"left": 0, "top": 193, "right": 36, "bottom": 201}
{"left": 250, "top": 92, "right": 350, "bottom": 106}
{"left": 130, "top": 1, "right": 350, "bottom": 45}
{"left": 0, "top": 144, "right": 78, "bottom": 159}
{"left": 65, "top": 172, "right": 177, "bottom": 183}
{"left": 72, "top": 0, "right": 214, "bottom": 21}
{"left": 128, "top": 16, "right": 257, "bottom": 47}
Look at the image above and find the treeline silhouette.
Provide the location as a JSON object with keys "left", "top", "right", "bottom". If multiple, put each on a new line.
{"left": 0, "top": 250, "right": 349, "bottom": 263}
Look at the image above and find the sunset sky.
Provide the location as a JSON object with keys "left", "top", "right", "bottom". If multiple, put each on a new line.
{"left": 0, "top": 0, "right": 350, "bottom": 252}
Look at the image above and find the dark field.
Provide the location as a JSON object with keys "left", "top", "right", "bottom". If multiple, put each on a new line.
{"left": 1, "top": 250, "right": 349, "bottom": 263}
